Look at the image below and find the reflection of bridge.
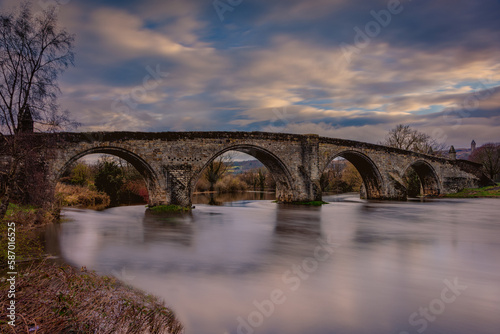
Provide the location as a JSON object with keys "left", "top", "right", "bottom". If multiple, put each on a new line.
{"left": 40, "top": 131, "right": 492, "bottom": 206}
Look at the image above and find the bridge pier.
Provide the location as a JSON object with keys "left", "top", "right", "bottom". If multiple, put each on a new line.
{"left": 275, "top": 182, "right": 322, "bottom": 203}
{"left": 147, "top": 187, "right": 168, "bottom": 206}
{"left": 381, "top": 172, "right": 408, "bottom": 200}
{"left": 287, "top": 135, "right": 322, "bottom": 203}
{"left": 163, "top": 164, "right": 193, "bottom": 207}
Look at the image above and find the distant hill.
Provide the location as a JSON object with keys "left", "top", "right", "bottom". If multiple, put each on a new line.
{"left": 438, "top": 148, "right": 472, "bottom": 160}
{"left": 229, "top": 160, "right": 264, "bottom": 174}
{"left": 455, "top": 148, "right": 472, "bottom": 160}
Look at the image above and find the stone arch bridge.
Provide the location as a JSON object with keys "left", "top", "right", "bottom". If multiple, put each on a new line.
{"left": 16, "top": 131, "right": 493, "bottom": 206}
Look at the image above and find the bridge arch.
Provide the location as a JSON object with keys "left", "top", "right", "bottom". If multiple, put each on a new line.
{"left": 193, "top": 144, "right": 295, "bottom": 202}
{"left": 324, "top": 150, "right": 383, "bottom": 199}
{"left": 404, "top": 160, "right": 441, "bottom": 197}
{"left": 58, "top": 146, "right": 162, "bottom": 205}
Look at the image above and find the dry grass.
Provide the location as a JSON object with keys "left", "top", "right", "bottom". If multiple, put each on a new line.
{"left": 55, "top": 183, "right": 110, "bottom": 210}
{"left": 0, "top": 262, "right": 184, "bottom": 334}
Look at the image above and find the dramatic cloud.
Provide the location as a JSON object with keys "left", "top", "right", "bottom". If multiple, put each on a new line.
{"left": 2, "top": 0, "right": 499, "bottom": 147}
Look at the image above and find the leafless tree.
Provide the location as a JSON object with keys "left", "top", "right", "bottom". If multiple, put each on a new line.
{"left": 257, "top": 168, "right": 266, "bottom": 191}
{"left": 0, "top": 2, "right": 75, "bottom": 218}
{"left": 469, "top": 143, "right": 500, "bottom": 180}
{"left": 204, "top": 154, "right": 233, "bottom": 192}
{"left": 381, "top": 124, "right": 445, "bottom": 154}
{"left": 381, "top": 124, "right": 449, "bottom": 196}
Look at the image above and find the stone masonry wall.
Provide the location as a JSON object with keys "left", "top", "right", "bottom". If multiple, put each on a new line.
{"left": 19, "top": 131, "right": 492, "bottom": 206}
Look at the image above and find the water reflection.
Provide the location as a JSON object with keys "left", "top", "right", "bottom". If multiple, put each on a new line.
{"left": 274, "top": 204, "right": 322, "bottom": 236}
{"left": 49, "top": 194, "right": 500, "bottom": 334}
{"left": 192, "top": 191, "right": 275, "bottom": 205}
{"left": 353, "top": 202, "right": 437, "bottom": 245}
{"left": 143, "top": 210, "right": 194, "bottom": 246}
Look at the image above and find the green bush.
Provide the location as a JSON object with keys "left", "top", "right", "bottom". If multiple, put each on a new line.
{"left": 95, "top": 161, "right": 124, "bottom": 206}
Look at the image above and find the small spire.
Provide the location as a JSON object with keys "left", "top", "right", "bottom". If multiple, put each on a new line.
{"left": 471, "top": 140, "right": 476, "bottom": 152}
{"left": 17, "top": 105, "right": 34, "bottom": 133}
{"left": 449, "top": 145, "right": 456, "bottom": 160}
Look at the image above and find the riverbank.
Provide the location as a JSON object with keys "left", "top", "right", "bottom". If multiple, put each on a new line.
{"left": 1, "top": 262, "right": 183, "bottom": 333}
{"left": 443, "top": 184, "right": 500, "bottom": 198}
{"left": 0, "top": 203, "right": 183, "bottom": 333}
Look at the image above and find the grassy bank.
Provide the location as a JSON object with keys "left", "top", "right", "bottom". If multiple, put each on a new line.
{"left": 1, "top": 203, "right": 184, "bottom": 333}
{"left": 443, "top": 184, "right": 500, "bottom": 198}
{"left": 0, "top": 203, "right": 55, "bottom": 264}
{"left": 0, "top": 262, "right": 183, "bottom": 333}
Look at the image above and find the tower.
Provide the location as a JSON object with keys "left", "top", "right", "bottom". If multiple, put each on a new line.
{"left": 471, "top": 140, "right": 476, "bottom": 153}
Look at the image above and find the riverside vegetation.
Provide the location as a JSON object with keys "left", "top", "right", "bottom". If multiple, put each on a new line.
{"left": 56, "top": 158, "right": 149, "bottom": 210}
{"left": 0, "top": 156, "right": 184, "bottom": 333}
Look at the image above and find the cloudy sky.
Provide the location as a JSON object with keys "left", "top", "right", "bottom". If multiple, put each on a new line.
{"left": 2, "top": 0, "right": 500, "bottom": 147}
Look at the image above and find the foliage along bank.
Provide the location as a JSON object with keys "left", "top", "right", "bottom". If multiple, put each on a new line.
{"left": 57, "top": 158, "right": 149, "bottom": 209}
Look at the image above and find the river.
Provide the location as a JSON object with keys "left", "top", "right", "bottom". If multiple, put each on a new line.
{"left": 46, "top": 193, "right": 500, "bottom": 334}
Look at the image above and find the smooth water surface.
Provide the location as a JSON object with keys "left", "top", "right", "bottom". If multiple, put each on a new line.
{"left": 49, "top": 194, "right": 500, "bottom": 334}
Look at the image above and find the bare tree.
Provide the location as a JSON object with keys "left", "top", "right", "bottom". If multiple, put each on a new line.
{"left": 0, "top": 3, "right": 75, "bottom": 218}
{"left": 469, "top": 143, "right": 500, "bottom": 180}
{"left": 257, "top": 168, "right": 266, "bottom": 191}
{"left": 381, "top": 124, "right": 445, "bottom": 154}
{"left": 204, "top": 154, "right": 232, "bottom": 192}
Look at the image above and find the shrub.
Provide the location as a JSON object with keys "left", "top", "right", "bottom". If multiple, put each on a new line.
{"left": 70, "top": 162, "right": 92, "bottom": 186}
{"left": 119, "top": 180, "right": 148, "bottom": 204}
{"left": 55, "top": 183, "right": 110, "bottom": 210}
{"left": 194, "top": 177, "right": 211, "bottom": 192}
{"left": 215, "top": 175, "right": 248, "bottom": 193}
